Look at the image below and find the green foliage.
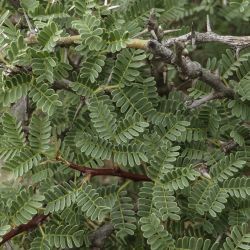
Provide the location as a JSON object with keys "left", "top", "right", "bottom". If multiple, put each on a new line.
{"left": 111, "top": 190, "right": 137, "bottom": 238}
{"left": 112, "top": 48, "right": 146, "bottom": 87}
{"left": 0, "top": 74, "right": 31, "bottom": 107}
{"left": 221, "top": 49, "right": 250, "bottom": 80}
{"left": 114, "top": 114, "right": 149, "bottom": 144}
{"left": 0, "top": 1, "right": 250, "bottom": 249}
{"left": 152, "top": 183, "right": 180, "bottom": 221}
{"left": 9, "top": 187, "right": 44, "bottom": 226}
{"left": 0, "top": 112, "right": 25, "bottom": 160}
{"left": 175, "top": 236, "right": 219, "bottom": 250}
{"left": 44, "top": 181, "right": 80, "bottom": 215}
{"left": 140, "top": 213, "right": 175, "bottom": 250}
{"left": 44, "top": 225, "right": 84, "bottom": 248}
{"left": 222, "top": 223, "right": 250, "bottom": 250}
{"left": 222, "top": 177, "right": 250, "bottom": 198}
{"left": 7, "top": 35, "right": 27, "bottom": 65}
{"left": 77, "top": 184, "right": 110, "bottom": 222}
{"left": 29, "top": 81, "right": 62, "bottom": 116}
{"left": 72, "top": 14, "right": 103, "bottom": 51}
{"left": 37, "top": 22, "right": 63, "bottom": 52}
{"left": 210, "top": 153, "right": 246, "bottom": 182}
{"left": 112, "top": 86, "right": 155, "bottom": 118}
{"left": 3, "top": 148, "right": 41, "bottom": 178}
{"left": 29, "top": 113, "right": 51, "bottom": 152}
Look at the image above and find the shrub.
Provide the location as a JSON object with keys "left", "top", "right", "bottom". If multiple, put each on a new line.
{"left": 0, "top": 0, "right": 250, "bottom": 249}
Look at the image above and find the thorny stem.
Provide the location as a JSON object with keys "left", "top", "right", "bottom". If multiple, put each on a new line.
{"left": 0, "top": 214, "right": 48, "bottom": 246}
{"left": 56, "top": 155, "right": 151, "bottom": 182}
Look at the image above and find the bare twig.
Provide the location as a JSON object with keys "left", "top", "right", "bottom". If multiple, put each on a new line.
{"left": 148, "top": 40, "right": 235, "bottom": 99}
{"left": 57, "top": 156, "right": 151, "bottom": 182}
{"left": 187, "top": 92, "right": 225, "bottom": 109}
{"left": 164, "top": 31, "right": 250, "bottom": 49}
{"left": 0, "top": 215, "right": 48, "bottom": 246}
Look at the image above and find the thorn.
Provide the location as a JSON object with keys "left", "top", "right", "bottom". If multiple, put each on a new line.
{"left": 150, "top": 30, "right": 158, "bottom": 40}
{"left": 23, "top": 9, "right": 35, "bottom": 34}
{"left": 222, "top": 0, "right": 227, "bottom": 6}
{"left": 206, "top": 15, "right": 212, "bottom": 32}
{"left": 197, "top": 164, "right": 211, "bottom": 179}
{"left": 235, "top": 47, "right": 240, "bottom": 59}
{"left": 107, "top": 5, "right": 120, "bottom": 10}
{"left": 163, "top": 28, "right": 181, "bottom": 35}
{"left": 163, "top": 71, "right": 167, "bottom": 85}
{"left": 191, "top": 22, "right": 196, "bottom": 47}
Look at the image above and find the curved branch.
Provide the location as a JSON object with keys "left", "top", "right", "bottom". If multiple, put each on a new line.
{"left": 55, "top": 155, "right": 151, "bottom": 182}
{"left": 67, "top": 162, "right": 151, "bottom": 182}
{"left": 0, "top": 214, "right": 48, "bottom": 246}
{"left": 187, "top": 92, "right": 225, "bottom": 109}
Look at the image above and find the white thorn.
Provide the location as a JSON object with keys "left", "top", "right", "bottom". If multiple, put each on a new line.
{"left": 206, "top": 15, "right": 212, "bottom": 32}
{"left": 107, "top": 5, "right": 120, "bottom": 10}
{"left": 150, "top": 30, "right": 158, "bottom": 40}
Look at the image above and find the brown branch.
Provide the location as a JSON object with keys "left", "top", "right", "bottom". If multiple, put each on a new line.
{"left": 0, "top": 214, "right": 48, "bottom": 246}
{"left": 67, "top": 162, "right": 151, "bottom": 182}
{"left": 55, "top": 155, "right": 151, "bottom": 181}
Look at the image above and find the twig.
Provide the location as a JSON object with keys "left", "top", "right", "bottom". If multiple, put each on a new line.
{"left": 148, "top": 40, "right": 235, "bottom": 99}
{"left": 132, "top": 28, "right": 181, "bottom": 38}
{"left": 57, "top": 157, "right": 151, "bottom": 182}
{"left": 0, "top": 214, "right": 48, "bottom": 246}
{"left": 23, "top": 31, "right": 250, "bottom": 50}
{"left": 164, "top": 31, "right": 250, "bottom": 49}
{"left": 187, "top": 92, "right": 225, "bottom": 109}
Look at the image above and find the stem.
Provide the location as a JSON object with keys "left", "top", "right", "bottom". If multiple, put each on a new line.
{"left": 0, "top": 214, "right": 48, "bottom": 246}
{"left": 94, "top": 84, "right": 119, "bottom": 94}
{"left": 24, "top": 35, "right": 148, "bottom": 49}
{"left": 56, "top": 156, "right": 151, "bottom": 182}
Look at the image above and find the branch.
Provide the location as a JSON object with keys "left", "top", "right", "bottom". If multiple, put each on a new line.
{"left": 0, "top": 214, "right": 48, "bottom": 246}
{"left": 163, "top": 31, "right": 250, "bottom": 49}
{"left": 24, "top": 31, "right": 250, "bottom": 50}
{"left": 187, "top": 92, "right": 225, "bottom": 109}
{"left": 56, "top": 156, "right": 151, "bottom": 182}
{"left": 148, "top": 40, "right": 235, "bottom": 99}
{"left": 24, "top": 35, "right": 148, "bottom": 49}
